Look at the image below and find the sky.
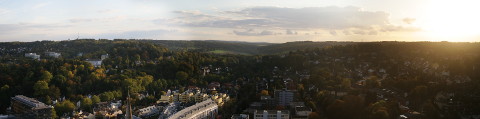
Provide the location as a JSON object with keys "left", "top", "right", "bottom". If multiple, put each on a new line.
{"left": 0, "top": 0, "right": 479, "bottom": 43}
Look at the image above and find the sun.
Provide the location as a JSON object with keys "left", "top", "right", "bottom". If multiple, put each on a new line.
{"left": 422, "top": 0, "right": 480, "bottom": 42}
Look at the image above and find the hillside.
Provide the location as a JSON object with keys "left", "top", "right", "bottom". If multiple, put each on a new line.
{"left": 139, "top": 40, "right": 270, "bottom": 55}
{"left": 257, "top": 41, "right": 356, "bottom": 54}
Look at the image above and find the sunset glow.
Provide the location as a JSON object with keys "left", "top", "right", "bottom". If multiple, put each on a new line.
{"left": 0, "top": 0, "right": 479, "bottom": 42}
{"left": 422, "top": 0, "right": 480, "bottom": 41}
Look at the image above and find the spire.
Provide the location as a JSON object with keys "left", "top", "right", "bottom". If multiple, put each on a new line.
{"left": 125, "top": 88, "right": 133, "bottom": 119}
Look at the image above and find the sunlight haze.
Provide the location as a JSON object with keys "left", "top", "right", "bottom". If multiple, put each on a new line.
{"left": 0, "top": 0, "right": 478, "bottom": 42}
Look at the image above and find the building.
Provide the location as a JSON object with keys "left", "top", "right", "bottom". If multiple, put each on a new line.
{"left": 211, "top": 93, "right": 230, "bottom": 106}
{"left": 86, "top": 59, "right": 102, "bottom": 67}
{"left": 253, "top": 110, "right": 290, "bottom": 119}
{"left": 101, "top": 54, "right": 109, "bottom": 60}
{"left": 292, "top": 106, "right": 311, "bottom": 119}
{"left": 73, "top": 110, "right": 95, "bottom": 119}
{"left": 260, "top": 96, "right": 276, "bottom": 108}
{"left": 180, "top": 92, "right": 194, "bottom": 103}
{"left": 45, "top": 52, "right": 61, "bottom": 58}
{"left": 274, "top": 89, "right": 296, "bottom": 106}
{"left": 231, "top": 114, "right": 249, "bottom": 119}
{"left": 167, "top": 99, "right": 218, "bottom": 119}
{"left": 137, "top": 105, "right": 160, "bottom": 118}
{"left": 25, "top": 53, "right": 40, "bottom": 60}
{"left": 93, "top": 101, "right": 123, "bottom": 118}
{"left": 195, "top": 93, "right": 209, "bottom": 103}
{"left": 158, "top": 95, "right": 172, "bottom": 103}
{"left": 10, "top": 95, "right": 54, "bottom": 119}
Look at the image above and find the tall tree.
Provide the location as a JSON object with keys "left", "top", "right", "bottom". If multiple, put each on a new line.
{"left": 33, "top": 80, "right": 49, "bottom": 97}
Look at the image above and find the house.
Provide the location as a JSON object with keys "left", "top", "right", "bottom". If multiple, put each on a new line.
{"left": 73, "top": 110, "right": 95, "bottom": 119}
{"left": 45, "top": 52, "right": 61, "bottom": 58}
{"left": 292, "top": 106, "right": 312, "bottom": 119}
{"left": 25, "top": 53, "right": 40, "bottom": 60}
{"left": 86, "top": 59, "right": 102, "bottom": 67}
{"left": 93, "top": 101, "right": 123, "bottom": 118}
{"left": 137, "top": 105, "right": 160, "bottom": 118}
{"left": 101, "top": 54, "right": 109, "bottom": 60}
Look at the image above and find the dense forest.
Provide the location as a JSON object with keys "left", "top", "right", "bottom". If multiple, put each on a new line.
{"left": 1, "top": 39, "right": 479, "bottom": 119}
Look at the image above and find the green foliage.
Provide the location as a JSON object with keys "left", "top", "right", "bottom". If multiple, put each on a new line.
{"left": 33, "top": 80, "right": 49, "bottom": 97}
{"left": 51, "top": 108, "right": 58, "bottom": 119}
{"left": 55, "top": 100, "right": 76, "bottom": 117}
{"left": 80, "top": 97, "right": 93, "bottom": 112}
{"left": 176, "top": 71, "right": 188, "bottom": 81}
{"left": 40, "top": 71, "right": 53, "bottom": 83}
{"left": 91, "top": 95, "right": 101, "bottom": 104}
{"left": 99, "top": 91, "right": 122, "bottom": 102}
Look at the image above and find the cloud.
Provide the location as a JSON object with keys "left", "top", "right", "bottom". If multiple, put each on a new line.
{"left": 403, "top": 18, "right": 416, "bottom": 24}
{"left": 169, "top": 6, "right": 422, "bottom": 37}
{"left": 32, "top": 3, "right": 50, "bottom": 9}
{"left": 352, "top": 30, "right": 366, "bottom": 35}
{"left": 174, "top": 6, "right": 391, "bottom": 30}
{"left": 329, "top": 30, "right": 338, "bottom": 36}
{"left": 368, "top": 31, "right": 378, "bottom": 35}
{"left": 70, "top": 18, "right": 94, "bottom": 23}
{"left": 0, "top": 23, "right": 70, "bottom": 35}
{"left": 380, "top": 25, "right": 421, "bottom": 32}
{"left": 343, "top": 30, "right": 351, "bottom": 35}
{"left": 233, "top": 29, "right": 276, "bottom": 36}
{"left": 0, "top": 8, "right": 10, "bottom": 15}
{"left": 97, "top": 9, "right": 118, "bottom": 14}
{"left": 286, "top": 29, "right": 298, "bottom": 35}
{"left": 69, "top": 16, "right": 126, "bottom": 23}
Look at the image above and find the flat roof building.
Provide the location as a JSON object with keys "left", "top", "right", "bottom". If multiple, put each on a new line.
{"left": 10, "top": 95, "right": 53, "bottom": 119}
{"left": 253, "top": 110, "right": 290, "bottom": 119}
{"left": 275, "top": 89, "right": 296, "bottom": 106}
{"left": 167, "top": 99, "right": 218, "bottom": 119}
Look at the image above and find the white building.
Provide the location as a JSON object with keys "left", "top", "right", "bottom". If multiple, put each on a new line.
{"left": 45, "top": 52, "right": 61, "bottom": 58}
{"left": 167, "top": 99, "right": 218, "bottom": 119}
{"left": 86, "top": 59, "right": 102, "bottom": 67}
{"left": 137, "top": 105, "right": 160, "bottom": 118}
{"left": 25, "top": 53, "right": 40, "bottom": 60}
{"left": 101, "top": 54, "right": 109, "bottom": 60}
{"left": 253, "top": 110, "right": 290, "bottom": 119}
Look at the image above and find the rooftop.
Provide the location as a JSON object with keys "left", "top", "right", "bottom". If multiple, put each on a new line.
{"left": 254, "top": 110, "right": 290, "bottom": 115}
{"left": 12, "top": 95, "right": 52, "bottom": 110}
{"left": 168, "top": 99, "right": 218, "bottom": 119}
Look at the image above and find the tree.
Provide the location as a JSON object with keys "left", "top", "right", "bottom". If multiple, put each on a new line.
{"left": 122, "top": 78, "right": 144, "bottom": 93}
{"left": 80, "top": 97, "right": 93, "bottom": 112}
{"left": 409, "top": 85, "right": 428, "bottom": 106}
{"left": 91, "top": 95, "right": 101, "bottom": 104}
{"left": 33, "top": 80, "right": 49, "bottom": 97}
{"left": 308, "top": 112, "right": 321, "bottom": 119}
{"left": 176, "top": 71, "right": 189, "bottom": 82}
{"left": 372, "top": 109, "right": 389, "bottom": 119}
{"left": 260, "top": 90, "right": 269, "bottom": 96}
{"left": 366, "top": 76, "right": 380, "bottom": 88}
{"left": 55, "top": 100, "right": 76, "bottom": 116}
{"left": 40, "top": 71, "right": 53, "bottom": 83}
{"left": 341, "top": 78, "right": 352, "bottom": 89}
{"left": 422, "top": 101, "right": 439, "bottom": 119}
{"left": 49, "top": 85, "right": 61, "bottom": 99}
{"left": 51, "top": 108, "right": 58, "bottom": 119}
